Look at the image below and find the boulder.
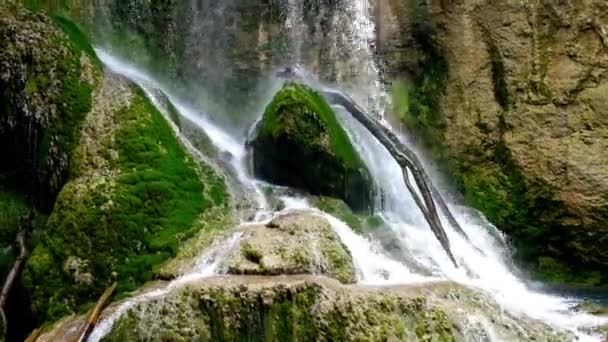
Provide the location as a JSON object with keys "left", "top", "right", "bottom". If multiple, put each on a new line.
{"left": 22, "top": 70, "right": 229, "bottom": 322}
{"left": 0, "top": 4, "right": 98, "bottom": 207}
{"left": 223, "top": 211, "right": 356, "bottom": 284}
{"left": 251, "top": 82, "right": 373, "bottom": 212}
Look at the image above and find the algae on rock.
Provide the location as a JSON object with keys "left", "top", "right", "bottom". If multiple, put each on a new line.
{"left": 381, "top": 0, "right": 608, "bottom": 286}
{"left": 0, "top": 4, "right": 98, "bottom": 208}
{"left": 251, "top": 82, "right": 373, "bottom": 212}
{"left": 97, "top": 276, "right": 571, "bottom": 342}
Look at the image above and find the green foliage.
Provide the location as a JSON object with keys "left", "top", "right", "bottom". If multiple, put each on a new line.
{"left": 23, "top": 88, "right": 229, "bottom": 322}
{"left": 261, "top": 82, "right": 360, "bottom": 167}
{"left": 0, "top": 185, "right": 30, "bottom": 275}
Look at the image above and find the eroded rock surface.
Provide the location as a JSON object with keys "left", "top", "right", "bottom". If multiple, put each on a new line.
{"left": 94, "top": 276, "right": 571, "bottom": 342}
{"left": 379, "top": 0, "right": 608, "bottom": 284}
{"left": 224, "top": 212, "right": 356, "bottom": 284}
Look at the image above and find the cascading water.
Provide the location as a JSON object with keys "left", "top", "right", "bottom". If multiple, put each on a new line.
{"left": 314, "top": 1, "right": 607, "bottom": 340}
{"left": 95, "top": 49, "right": 271, "bottom": 220}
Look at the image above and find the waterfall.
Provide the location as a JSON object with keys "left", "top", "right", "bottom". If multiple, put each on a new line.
{"left": 314, "top": 1, "right": 607, "bottom": 339}
{"left": 95, "top": 49, "right": 271, "bottom": 219}
{"left": 334, "top": 106, "right": 606, "bottom": 340}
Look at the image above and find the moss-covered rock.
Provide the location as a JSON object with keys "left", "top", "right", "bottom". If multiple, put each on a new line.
{"left": 252, "top": 82, "right": 373, "bottom": 212}
{"left": 0, "top": 4, "right": 99, "bottom": 208}
{"left": 223, "top": 212, "right": 356, "bottom": 284}
{"left": 94, "top": 276, "right": 570, "bottom": 342}
{"left": 22, "top": 71, "right": 229, "bottom": 322}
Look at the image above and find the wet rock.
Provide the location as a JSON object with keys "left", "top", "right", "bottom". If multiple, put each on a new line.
{"left": 223, "top": 211, "right": 356, "bottom": 284}
{"left": 94, "top": 276, "right": 572, "bottom": 342}
{"left": 0, "top": 3, "right": 98, "bottom": 207}
{"left": 251, "top": 82, "right": 373, "bottom": 212}
{"left": 379, "top": 0, "right": 608, "bottom": 285}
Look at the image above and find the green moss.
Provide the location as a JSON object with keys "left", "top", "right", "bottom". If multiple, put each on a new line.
{"left": 253, "top": 82, "right": 372, "bottom": 211}
{"left": 51, "top": 14, "right": 100, "bottom": 66}
{"left": 23, "top": 88, "right": 229, "bottom": 322}
{"left": 392, "top": 2, "right": 449, "bottom": 159}
{"left": 261, "top": 82, "right": 360, "bottom": 167}
{"left": 0, "top": 184, "right": 33, "bottom": 276}
{"left": 314, "top": 197, "right": 364, "bottom": 233}
{"left": 241, "top": 243, "right": 263, "bottom": 264}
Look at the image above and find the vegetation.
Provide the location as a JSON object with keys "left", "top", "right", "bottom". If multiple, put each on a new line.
{"left": 261, "top": 82, "right": 361, "bottom": 167}
{"left": 23, "top": 87, "right": 229, "bottom": 322}
{"left": 392, "top": 0, "right": 449, "bottom": 160}
{"left": 0, "top": 185, "right": 31, "bottom": 276}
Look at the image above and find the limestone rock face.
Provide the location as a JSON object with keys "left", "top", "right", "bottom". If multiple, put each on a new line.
{"left": 379, "top": 0, "right": 608, "bottom": 284}
{"left": 223, "top": 212, "right": 357, "bottom": 284}
{"left": 251, "top": 82, "right": 373, "bottom": 212}
{"left": 94, "top": 276, "right": 570, "bottom": 342}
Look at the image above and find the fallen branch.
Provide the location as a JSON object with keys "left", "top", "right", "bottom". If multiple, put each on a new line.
{"left": 75, "top": 281, "right": 117, "bottom": 342}
{"left": 322, "top": 88, "right": 469, "bottom": 267}
{"left": 24, "top": 327, "right": 42, "bottom": 342}
{"left": 0, "top": 229, "right": 28, "bottom": 329}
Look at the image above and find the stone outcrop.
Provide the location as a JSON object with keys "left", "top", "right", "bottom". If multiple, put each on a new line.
{"left": 0, "top": 3, "right": 97, "bottom": 207}
{"left": 378, "top": 0, "right": 608, "bottom": 285}
{"left": 156, "top": 211, "right": 356, "bottom": 284}
{"left": 22, "top": 69, "right": 229, "bottom": 322}
{"left": 251, "top": 82, "right": 373, "bottom": 212}
{"left": 36, "top": 276, "right": 571, "bottom": 341}
{"left": 223, "top": 212, "right": 357, "bottom": 284}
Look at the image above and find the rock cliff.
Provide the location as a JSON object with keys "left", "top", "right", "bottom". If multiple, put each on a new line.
{"left": 379, "top": 0, "right": 608, "bottom": 285}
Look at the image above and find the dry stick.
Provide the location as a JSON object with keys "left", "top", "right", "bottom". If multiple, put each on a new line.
{"left": 75, "top": 281, "right": 117, "bottom": 342}
{"left": 24, "top": 327, "right": 43, "bottom": 342}
{"left": 0, "top": 230, "right": 28, "bottom": 329}
{"left": 346, "top": 95, "right": 471, "bottom": 243}
{"left": 324, "top": 90, "right": 462, "bottom": 267}
{"left": 402, "top": 169, "right": 458, "bottom": 266}
{"left": 383, "top": 122, "right": 474, "bottom": 244}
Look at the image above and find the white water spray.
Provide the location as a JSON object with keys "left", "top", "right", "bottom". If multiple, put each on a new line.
{"left": 95, "top": 49, "right": 269, "bottom": 217}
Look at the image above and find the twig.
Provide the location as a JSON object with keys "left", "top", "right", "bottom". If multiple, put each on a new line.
{"left": 75, "top": 282, "right": 117, "bottom": 342}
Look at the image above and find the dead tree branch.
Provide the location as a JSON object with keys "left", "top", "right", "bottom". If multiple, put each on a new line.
{"left": 323, "top": 89, "right": 471, "bottom": 267}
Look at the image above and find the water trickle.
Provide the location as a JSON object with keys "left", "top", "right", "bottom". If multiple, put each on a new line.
{"left": 87, "top": 232, "right": 244, "bottom": 342}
